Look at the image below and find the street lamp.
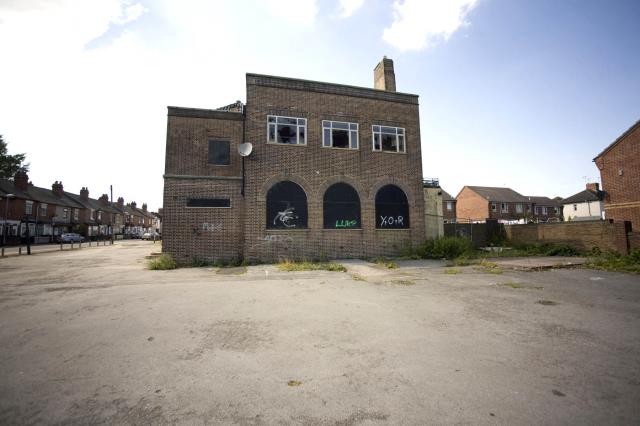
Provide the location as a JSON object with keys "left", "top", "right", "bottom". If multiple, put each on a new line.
{"left": 3, "top": 193, "right": 15, "bottom": 246}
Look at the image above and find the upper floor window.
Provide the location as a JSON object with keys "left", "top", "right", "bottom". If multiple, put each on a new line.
{"left": 74, "top": 209, "right": 79, "bottom": 221}
{"left": 323, "top": 121, "right": 358, "bottom": 149}
{"left": 97, "top": 211, "right": 102, "bottom": 220}
{"left": 40, "top": 203, "right": 47, "bottom": 216}
{"left": 63, "top": 208, "right": 68, "bottom": 219}
{"left": 491, "top": 203, "right": 497, "bottom": 212}
{"left": 446, "top": 201, "right": 453, "bottom": 211}
{"left": 208, "top": 140, "right": 230, "bottom": 165}
{"left": 268, "top": 115, "right": 306, "bottom": 145}
{"left": 372, "top": 125, "right": 405, "bottom": 153}
{"left": 516, "top": 203, "right": 523, "bottom": 214}
{"left": 501, "top": 203, "right": 508, "bottom": 213}
{"left": 90, "top": 209, "right": 95, "bottom": 220}
{"left": 25, "top": 200, "right": 33, "bottom": 215}
{"left": 573, "top": 204, "right": 577, "bottom": 211}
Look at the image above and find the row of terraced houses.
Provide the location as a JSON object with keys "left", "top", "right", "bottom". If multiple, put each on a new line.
{"left": 0, "top": 170, "right": 161, "bottom": 245}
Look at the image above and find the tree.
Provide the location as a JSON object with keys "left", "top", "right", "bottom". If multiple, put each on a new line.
{"left": 0, "top": 134, "right": 29, "bottom": 179}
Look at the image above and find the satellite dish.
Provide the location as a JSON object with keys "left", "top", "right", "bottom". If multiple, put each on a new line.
{"left": 238, "top": 142, "right": 253, "bottom": 157}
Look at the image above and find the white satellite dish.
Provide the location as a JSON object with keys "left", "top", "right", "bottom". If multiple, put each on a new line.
{"left": 238, "top": 142, "right": 253, "bottom": 157}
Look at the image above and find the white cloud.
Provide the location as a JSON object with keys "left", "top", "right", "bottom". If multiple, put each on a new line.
{"left": 383, "top": 0, "right": 478, "bottom": 51}
{"left": 263, "top": 0, "right": 318, "bottom": 26}
{"left": 337, "top": 0, "right": 365, "bottom": 18}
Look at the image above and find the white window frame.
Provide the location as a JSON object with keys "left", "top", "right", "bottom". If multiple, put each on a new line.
{"left": 90, "top": 209, "right": 95, "bottom": 220}
{"left": 322, "top": 120, "right": 359, "bottom": 149}
{"left": 25, "top": 200, "right": 33, "bottom": 215}
{"left": 491, "top": 203, "right": 497, "bottom": 212}
{"left": 446, "top": 201, "right": 453, "bottom": 211}
{"left": 74, "top": 208, "right": 79, "bottom": 221}
{"left": 63, "top": 208, "right": 68, "bottom": 219}
{"left": 516, "top": 203, "right": 523, "bottom": 214}
{"left": 98, "top": 211, "right": 102, "bottom": 220}
{"left": 372, "top": 125, "right": 406, "bottom": 153}
{"left": 267, "top": 115, "right": 306, "bottom": 146}
{"left": 40, "top": 203, "right": 47, "bottom": 217}
{"left": 501, "top": 203, "right": 508, "bottom": 213}
{"left": 541, "top": 206, "right": 548, "bottom": 215}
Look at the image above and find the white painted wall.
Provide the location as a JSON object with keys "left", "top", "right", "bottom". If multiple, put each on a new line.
{"left": 563, "top": 201, "right": 604, "bottom": 221}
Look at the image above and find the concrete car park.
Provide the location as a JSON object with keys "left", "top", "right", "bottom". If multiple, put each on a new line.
{"left": 0, "top": 241, "right": 639, "bottom": 425}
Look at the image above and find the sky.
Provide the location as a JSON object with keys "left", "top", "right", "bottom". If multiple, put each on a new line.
{"left": 0, "top": 0, "right": 638, "bottom": 211}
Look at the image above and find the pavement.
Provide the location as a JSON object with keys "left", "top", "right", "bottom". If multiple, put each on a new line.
{"left": 1, "top": 241, "right": 639, "bottom": 425}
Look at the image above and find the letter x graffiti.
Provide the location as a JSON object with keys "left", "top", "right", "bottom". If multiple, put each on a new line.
{"left": 380, "top": 216, "right": 404, "bottom": 226}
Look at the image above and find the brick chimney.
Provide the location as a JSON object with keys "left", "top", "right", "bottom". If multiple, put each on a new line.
{"left": 14, "top": 169, "right": 29, "bottom": 191}
{"left": 586, "top": 183, "right": 599, "bottom": 192}
{"left": 80, "top": 187, "right": 89, "bottom": 201}
{"left": 142, "top": 203, "right": 147, "bottom": 212}
{"left": 117, "top": 197, "right": 124, "bottom": 209}
{"left": 98, "top": 194, "right": 109, "bottom": 206}
{"left": 131, "top": 201, "right": 137, "bottom": 210}
{"left": 52, "top": 181, "right": 64, "bottom": 197}
{"left": 374, "top": 56, "right": 396, "bottom": 92}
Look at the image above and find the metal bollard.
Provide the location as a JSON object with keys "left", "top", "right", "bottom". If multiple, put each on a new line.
{"left": 19, "top": 247, "right": 22, "bottom": 255}
{"left": 79, "top": 241, "right": 82, "bottom": 249}
{"left": 71, "top": 242, "right": 74, "bottom": 249}
{"left": 1, "top": 247, "right": 4, "bottom": 257}
{"left": 60, "top": 242, "right": 63, "bottom": 250}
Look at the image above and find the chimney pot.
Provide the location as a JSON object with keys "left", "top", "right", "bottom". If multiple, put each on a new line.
{"left": 586, "top": 182, "right": 599, "bottom": 192}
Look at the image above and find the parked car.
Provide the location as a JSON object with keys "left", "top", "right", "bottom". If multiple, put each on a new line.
{"left": 58, "top": 233, "right": 85, "bottom": 243}
{"left": 141, "top": 232, "right": 160, "bottom": 240}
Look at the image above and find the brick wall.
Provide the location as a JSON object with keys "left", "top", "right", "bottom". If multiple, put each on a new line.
{"left": 505, "top": 221, "right": 629, "bottom": 254}
{"left": 628, "top": 231, "right": 640, "bottom": 252}
{"left": 456, "top": 188, "right": 489, "bottom": 221}
{"left": 595, "top": 122, "right": 640, "bottom": 229}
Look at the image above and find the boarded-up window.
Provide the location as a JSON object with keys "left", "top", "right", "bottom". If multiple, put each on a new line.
{"left": 323, "top": 183, "right": 361, "bottom": 229}
{"left": 266, "top": 181, "right": 307, "bottom": 229}
{"left": 375, "top": 184, "right": 409, "bottom": 229}
{"left": 208, "top": 140, "right": 230, "bottom": 165}
{"left": 187, "top": 198, "right": 231, "bottom": 208}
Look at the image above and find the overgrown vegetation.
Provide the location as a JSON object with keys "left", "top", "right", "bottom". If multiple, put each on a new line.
{"left": 444, "top": 268, "right": 462, "bottom": 275}
{"left": 488, "top": 242, "right": 581, "bottom": 257}
{"left": 585, "top": 249, "right": 640, "bottom": 274}
{"left": 475, "top": 261, "right": 503, "bottom": 274}
{"left": 373, "top": 257, "right": 398, "bottom": 269}
{"left": 148, "top": 254, "right": 177, "bottom": 270}
{"left": 277, "top": 259, "right": 347, "bottom": 272}
{"left": 410, "top": 237, "right": 475, "bottom": 260}
{"left": 190, "top": 257, "right": 251, "bottom": 268}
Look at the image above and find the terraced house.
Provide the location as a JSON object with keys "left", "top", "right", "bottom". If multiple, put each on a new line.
{"left": 163, "top": 57, "right": 426, "bottom": 263}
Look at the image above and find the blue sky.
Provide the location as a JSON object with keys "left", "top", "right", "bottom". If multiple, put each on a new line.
{"left": 0, "top": 0, "right": 638, "bottom": 210}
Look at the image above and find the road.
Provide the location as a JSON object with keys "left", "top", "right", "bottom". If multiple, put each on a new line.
{"left": 0, "top": 240, "right": 639, "bottom": 425}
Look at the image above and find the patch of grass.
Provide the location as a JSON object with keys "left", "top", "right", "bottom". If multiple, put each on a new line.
{"left": 497, "top": 281, "right": 523, "bottom": 289}
{"left": 392, "top": 279, "right": 415, "bottom": 286}
{"left": 287, "top": 380, "right": 302, "bottom": 387}
{"left": 444, "top": 268, "right": 461, "bottom": 275}
{"left": 351, "top": 274, "right": 367, "bottom": 282}
{"left": 277, "top": 259, "right": 347, "bottom": 272}
{"left": 148, "top": 254, "right": 177, "bottom": 270}
{"left": 585, "top": 249, "right": 640, "bottom": 274}
{"left": 373, "top": 257, "right": 398, "bottom": 269}
{"left": 480, "top": 242, "right": 582, "bottom": 258}
{"left": 411, "top": 237, "right": 475, "bottom": 260}
{"left": 476, "top": 261, "right": 503, "bottom": 274}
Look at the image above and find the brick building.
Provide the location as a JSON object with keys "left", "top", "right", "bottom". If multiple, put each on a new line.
{"left": 456, "top": 186, "right": 561, "bottom": 223}
{"left": 594, "top": 119, "right": 640, "bottom": 230}
{"left": 442, "top": 189, "right": 457, "bottom": 223}
{"left": 163, "top": 58, "right": 426, "bottom": 263}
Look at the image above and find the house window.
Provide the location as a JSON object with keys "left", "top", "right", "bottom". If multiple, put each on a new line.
{"left": 266, "top": 181, "right": 308, "bottom": 229}
{"left": 90, "top": 209, "right": 95, "bottom": 220}
{"left": 208, "top": 140, "right": 230, "bottom": 165}
{"left": 74, "top": 209, "right": 79, "bottom": 221}
{"left": 186, "top": 198, "right": 231, "bottom": 208}
{"left": 491, "top": 203, "right": 497, "bottom": 212}
{"left": 554, "top": 207, "right": 559, "bottom": 214}
{"left": 323, "top": 183, "right": 361, "bottom": 229}
{"left": 25, "top": 200, "right": 33, "bottom": 215}
{"left": 516, "top": 203, "right": 523, "bottom": 214}
{"left": 40, "top": 203, "right": 47, "bottom": 216}
{"left": 573, "top": 204, "right": 577, "bottom": 211}
{"left": 97, "top": 211, "right": 102, "bottom": 220}
{"left": 267, "top": 115, "right": 306, "bottom": 145}
{"left": 375, "top": 184, "right": 410, "bottom": 229}
{"left": 541, "top": 206, "right": 547, "bottom": 215}
{"left": 446, "top": 201, "right": 453, "bottom": 211}
{"left": 323, "top": 121, "right": 358, "bottom": 149}
{"left": 63, "top": 208, "right": 68, "bottom": 219}
{"left": 372, "top": 125, "right": 405, "bottom": 153}
{"left": 501, "top": 203, "right": 508, "bottom": 213}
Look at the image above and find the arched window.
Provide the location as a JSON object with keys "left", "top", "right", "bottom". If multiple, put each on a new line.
{"left": 375, "top": 184, "right": 410, "bottom": 229}
{"left": 323, "top": 183, "right": 361, "bottom": 229}
{"left": 266, "top": 181, "right": 308, "bottom": 229}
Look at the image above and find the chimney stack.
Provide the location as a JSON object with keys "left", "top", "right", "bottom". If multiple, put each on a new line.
{"left": 52, "top": 181, "right": 64, "bottom": 197}
{"left": 117, "top": 197, "right": 124, "bottom": 209}
{"left": 586, "top": 183, "right": 599, "bottom": 192}
{"left": 142, "top": 203, "right": 147, "bottom": 212}
{"left": 374, "top": 56, "right": 396, "bottom": 92}
{"left": 14, "top": 169, "right": 29, "bottom": 191}
{"left": 80, "top": 187, "right": 89, "bottom": 201}
{"left": 131, "top": 201, "right": 137, "bottom": 210}
{"left": 98, "top": 194, "right": 109, "bottom": 206}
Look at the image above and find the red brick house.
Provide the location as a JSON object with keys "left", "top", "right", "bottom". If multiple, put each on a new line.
{"left": 441, "top": 189, "right": 457, "bottom": 223}
{"left": 163, "top": 57, "right": 426, "bottom": 263}
{"left": 594, "top": 119, "right": 640, "bottom": 230}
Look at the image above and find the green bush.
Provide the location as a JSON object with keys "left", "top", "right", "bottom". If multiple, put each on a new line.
{"left": 586, "top": 249, "right": 640, "bottom": 274}
{"left": 148, "top": 254, "right": 177, "bottom": 270}
{"left": 509, "top": 242, "right": 581, "bottom": 257}
{"left": 415, "top": 237, "right": 475, "bottom": 260}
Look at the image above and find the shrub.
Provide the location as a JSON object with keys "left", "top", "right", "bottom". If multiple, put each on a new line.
{"left": 415, "top": 237, "right": 475, "bottom": 260}
{"left": 148, "top": 254, "right": 177, "bottom": 270}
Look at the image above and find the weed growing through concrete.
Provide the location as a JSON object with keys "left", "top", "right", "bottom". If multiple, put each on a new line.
{"left": 476, "top": 261, "right": 503, "bottom": 274}
{"left": 287, "top": 380, "right": 302, "bottom": 387}
{"left": 585, "top": 249, "right": 640, "bottom": 274}
{"left": 497, "top": 281, "right": 544, "bottom": 290}
{"left": 351, "top": 274, "right": 367, "bottom": 282}
{"left": 373, "top": 258, "right": 398, "bottom": 269}
{"left": 148, "top": 254, "right": 177, "bottom": 270}
{"left": 392, "top": 279, "right": 415, "bottom": 286}
{"left": 444, "top": 268, "right": 462, "bottom": 275}
{"left": 277, "top": 260, "right": 346, "bottom": 272}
